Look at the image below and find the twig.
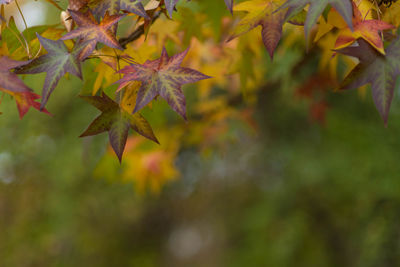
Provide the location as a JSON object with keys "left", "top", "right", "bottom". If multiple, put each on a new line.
{"left": 113, "top": 48, "right": 123, "bottom": 104}
{"left": 118, "top": 11, "right": 161, "bottom": 49}
{"left": 15, "top": 0, "right": 31, "bottom": 58}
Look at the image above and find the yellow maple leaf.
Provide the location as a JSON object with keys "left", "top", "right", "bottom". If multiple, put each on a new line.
{"left": 382, "top": 1, "right": 400, "bottom": 27}
{"left": 334, "top": 1, "right": 394, "bottom": 55}
{"left": 229, "top": 0, "right": 286, "bottom": 58}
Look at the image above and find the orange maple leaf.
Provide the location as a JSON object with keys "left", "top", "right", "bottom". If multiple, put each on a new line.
{"left": 335, "top": 2, "right": 395, "bottom": 54}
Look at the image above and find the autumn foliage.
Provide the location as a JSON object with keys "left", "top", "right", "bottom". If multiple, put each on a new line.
{"left": 1, "top": 0, "right": 400, "bottom": 190}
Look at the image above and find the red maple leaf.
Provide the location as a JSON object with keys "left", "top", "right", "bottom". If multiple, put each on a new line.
{"left": 0, "top": 56, "right": 49, "bottom": 118}
{"left": 335, "top": 1, "right": 395, "bottom": 54}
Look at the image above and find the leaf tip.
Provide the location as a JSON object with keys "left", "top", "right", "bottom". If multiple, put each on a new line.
{"left": 382, "top": 112, "right": 389, "bottom": 127}
{"left": 114, "top": 148, "right": 124, "bottom": 163}
{"left": 226, "top": 35, "right": 235, "bottom": 43}
{"left": 39, "top": 103, "right": 46, "bottom": 111}
{"left": 182, "top": 112, "right": 188, "bottom": 121}
{"left": 267, "top": 50, "right": 274, "bottom": 60}
{"left": 150, "top": 135, "right": 160, "bottom": 145}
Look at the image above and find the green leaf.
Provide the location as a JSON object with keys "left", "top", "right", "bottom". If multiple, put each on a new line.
{"left": 80, "top": 92, "right": 158, "bottom": 162}
{"left": 2, "top": 17, "right": 20, "bottom": 54}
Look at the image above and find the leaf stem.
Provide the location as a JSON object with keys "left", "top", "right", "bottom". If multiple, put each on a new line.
{"left": 118, "top": 11, "right": 161, "bottom": 48}
{"left": 15, "top": 0, "right": 28, "bottom": 31}
{"left": 113, "top": 49, "right": 123, "bottom": 104}
{"left": 14, "top": 0, "right": 31, "bottom": 58}
{"left": 87, "top": 54, "right": 119, "bottom": 59}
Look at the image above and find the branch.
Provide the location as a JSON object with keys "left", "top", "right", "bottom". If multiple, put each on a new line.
{"left": 119, "top": 11, "right": 161, "bottom": 49}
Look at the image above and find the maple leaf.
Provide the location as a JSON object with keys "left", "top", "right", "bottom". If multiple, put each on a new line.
{"left": 224, "top": 0, "right": 234, "bottom": 13}
{"left": 335, "top": 2, "right": 395, "bottom": 55}
{"left": 80, "top": 92, "right": 158, "bottom": 162}
{"left": 117, "top": 47, "right": 211, "bottom": 119}
{"left": 8, "top": 91, "right": 51, "bottom": 119}
{"left": 228, "top": 0, "right": 287, "bottom": 59}
{"left": 60, "top": 10, "right": 126, "bottom": 60}
{"left": 277, "top": 0, "right": 354, "bottom": 41}
{"left": 89, "top": 0, "right": 149, "bottom": 20}
{"left": 165, "top": 0, "right": 179, "bottom": 17}
{"left": 335, "top": 37, "right": 400, "bottom": 125}
{"left": 16, "top": 34, "right": 87, "bottom": 109}
{"left": 68, "top": 0, "right": 88, "bottom": 11}
{"left": 0, "top": 56, "right": 50, "bottom": 118}
{"left": 0, "top": 56, "right": 31, "bottom": 93}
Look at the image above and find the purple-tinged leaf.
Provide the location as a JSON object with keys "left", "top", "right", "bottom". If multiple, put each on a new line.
{"left": 165, "top": 0, "right": 179, "bottom": 17}
{"left": 276, "top": 0, "right": 353, "bottom": 42}
{"left": 117, "top": 47, "right": 211, "bottom": 120}
{"left": 0, "top": 56, "right": 31, "bottom": 93}
{"left": 60, "top": 10, "right": 126, "bottom": 60}
{"left": 224, "top": 0, "right": 233, "bottom": 13}
{"left": 16, "top": 34, "right": 87, "bottom": 109}
{"left": 0, "top": 56, "right": 50, "bottom": 118}
{"left": 90, "top": 0, "right": 149, "bottom": 20}
{"left": 335, "top": 37, "right": 400, "bottom": 125}
{"left": 0, "top": 0, "right": 13, "bottom": 4}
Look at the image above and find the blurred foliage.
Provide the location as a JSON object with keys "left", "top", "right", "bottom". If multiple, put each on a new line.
{"left": 2, "top": 0, "right": 400, "bottom": 266}
{"left": 2, "top": 55, "right": 400, "bottom": 265}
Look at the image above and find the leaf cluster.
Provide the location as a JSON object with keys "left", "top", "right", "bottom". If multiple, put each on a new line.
{"left": 1, "top": 0, "right": 400, "bottom": 164}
